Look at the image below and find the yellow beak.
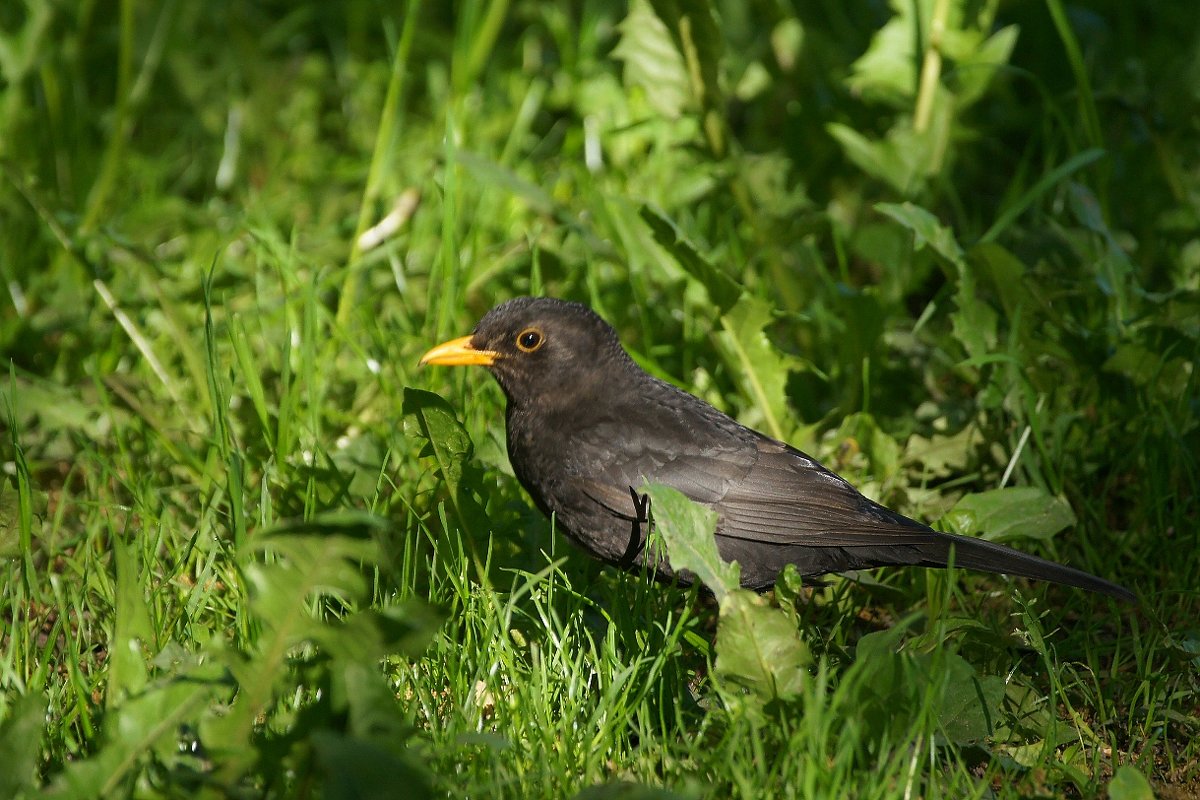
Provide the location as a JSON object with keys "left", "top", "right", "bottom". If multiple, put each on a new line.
{"left": 418, "top": 335, "right": 499, "bottom": 367}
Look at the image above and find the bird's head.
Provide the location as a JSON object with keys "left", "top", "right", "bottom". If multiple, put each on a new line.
{"left": 419, "top": 297, "right": 636, "bottom": 412}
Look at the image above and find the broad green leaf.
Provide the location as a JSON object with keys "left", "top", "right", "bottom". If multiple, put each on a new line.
{"left": 643, "top": 482, "right": 738, "bottom": 599}
{"left": 337, "top": 660, "right": 426, "bottom": 743}
{"left": 1102, "top": 344, "right": 1192, "bottom": 403}
{"left": 936, "top": 653, "right": 1005, "bottom": 745}
{"left": 0, "top": 692, "right": 45, "bottom": 798}
{"left": 403, "top": 387, "right": 474, "bottom": 498}
{"left": 645, "top": 480, "right": 810, "bottom": 719}
{"left": 938, "top": 27, "right": 986, "bottom": 65}
{"left": 945, "top": 487, "right": 1076, "bottom": 543}
{"left": 647, "top": 0, "right": 724, "bottom": 105}
{"left": 713, "top": 294, "right": 796, "bottom": 441}
{"left": 970, "top": 242, "right": 1028, "bottom": 316}
{"left": 844, "top": 627, "right": 1003, "bottom": 746}
{"left": 314, "top": 731, "right": 433, "bottom": 800}
{"left": 640, "top": 205, "right": 741, "bottom": 312}
{"left": 107, "top": 536, "right": 155, "bottom": 708}
{"left": 0, "top": 375, "right": 112, "bottom": 436}
{"left": 0, "top": 476, "right": 42, "bottom": 559}
{"left": 1103, "top": 343, "right": 1161, "bottom": 386}
{"left": 955, "top": 25, "right": 1019, "bottom": 106}
{"left": 842, "top": 628, "right": 919, "bottom": 738}
{"left": 331, "top": 431, "right": 392, "bottom": 501}
{"left": 613, "top": 0, "right": 690, "bottom": 119}
{"left": 243, "top": 530, "right": 379, "bottom": 635}
{"left": 267, "top": 509, "right": 391, "bottom": 537}
{"left": 1107, "top": 766, "right": 1155, "bottom": 800}
{"left": 458, "top": 150, "right": 558, "bottom": 217}
{"left": 770, "top": 18, "right": 805, "bottom": 72}
{"left": 715, "top": 590, "right": 810, "bottom": 705}
{"left": 996, "top": 739, "right": 1051, "bottom": 768}
{"left": 737, "top": 151, "right": 812, "bottom": 219}
{"left": 404, "top": 387, "right": 488, "bottom": 535}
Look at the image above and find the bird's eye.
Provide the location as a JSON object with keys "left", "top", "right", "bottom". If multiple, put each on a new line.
{"left": 516, "top": 327, "right": 544, "bottom": 353}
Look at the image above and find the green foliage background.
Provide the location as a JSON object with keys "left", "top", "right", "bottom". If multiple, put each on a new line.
{"left": 1, "top": 0, "right": 1197, "bottom": 797}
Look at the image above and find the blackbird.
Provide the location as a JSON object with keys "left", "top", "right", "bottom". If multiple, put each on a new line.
{"left": 420, "top": 296, "right": 1134, "bottom": 602}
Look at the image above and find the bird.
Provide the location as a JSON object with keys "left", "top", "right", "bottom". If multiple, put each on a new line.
{"left": 419, "top": 296, "right": 1134, "bottom": 602}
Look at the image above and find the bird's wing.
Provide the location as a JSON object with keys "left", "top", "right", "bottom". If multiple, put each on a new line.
{"left": 562, "top": 408, "right": 1134, "bottom": 601}
{"left": 563, "top": 408, "right": 757, "bottom": 517}
{"left": 714, "top": 438, "right": 941, "bottom": 546}
{"left": 566, "top": 411, "right": 931, "bottom": 545}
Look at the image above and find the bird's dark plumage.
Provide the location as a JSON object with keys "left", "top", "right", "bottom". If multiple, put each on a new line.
{"left": 420, "top": 297, "right": 1134, "bottom": 602}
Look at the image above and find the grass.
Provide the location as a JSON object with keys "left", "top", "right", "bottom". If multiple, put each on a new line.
{"left": 2, "top": 1, "right": 1198, "bottom": 797}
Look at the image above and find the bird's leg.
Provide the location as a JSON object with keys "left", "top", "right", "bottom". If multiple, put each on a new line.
{"left": 618, "top": 487, "right": 651, "bottom": 568}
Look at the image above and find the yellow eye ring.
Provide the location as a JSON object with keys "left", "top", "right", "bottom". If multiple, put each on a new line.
{"left": 516, "top": 327, "right": 544, "bottom": 353}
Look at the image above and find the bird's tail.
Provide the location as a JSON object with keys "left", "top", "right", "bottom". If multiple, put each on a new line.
{"left": 921, "top": 531, "right": 1135, "bottom": 602}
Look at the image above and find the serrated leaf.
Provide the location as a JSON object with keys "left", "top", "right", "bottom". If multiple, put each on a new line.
{"left": 844, "top": 0, "right": 918, "bottom": 106}
{"left": 336, "top": 662, "right": 421, "bottom": 754}
{"left": 408, "top": 386, "right": 487, "bottom": 537}
{"left": 267, "top": 509, "right": 391, "bottom": 537}
{"left": 643, "top": 482, "right": 739, "bottom": 598}
{"left": 241, "top": 533, "right": 379, "bottom": 661}
{"left": 646, "top": 0, "right": 726, "bottom": 151}
{"left": 827, "top": 122, "right": 925, "bottom": 195}
{"left": 945, "top": 487, "right": 1076, "bottom": 543}
{"left": 316, "top": 603, "right": 443, "bottom": 663}
{"left": 208, "top": 529, "right": 384, "bottom": 777}
{"left": 46, "top": 675, "right": 220, "bottom": 799}
{"left": 715, "top": 590, "right": 810, "bottom": 707}
{"left": 613, "top": 0, "right": 690, "bottom": 119}
{"left": 903, "top": 425, "right": 984, "bottom": 478}
{"left": 640, "top": 205, "right": 741, "bottom": 312}
{"left": 876, "top": 201, "right": 966, "bottom": 270}
{"left": 835, "top": 412, "right": 902, "bottom": 484}
{"left": 713, "top": 294, "right": 796, "bottom": 441}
